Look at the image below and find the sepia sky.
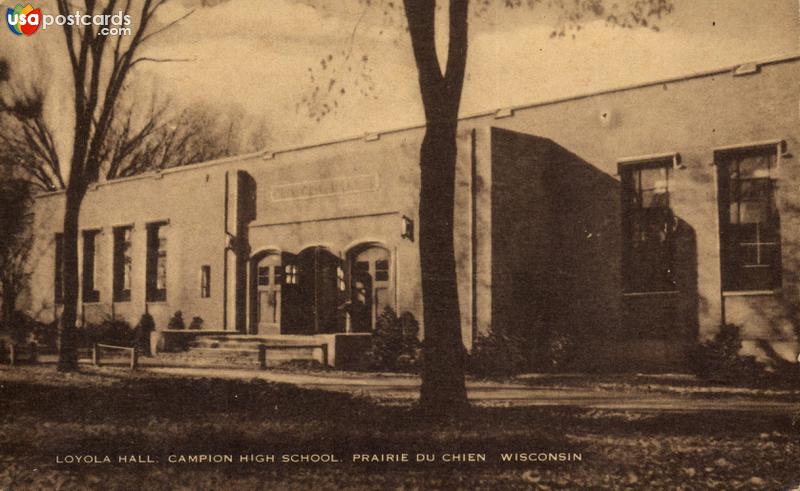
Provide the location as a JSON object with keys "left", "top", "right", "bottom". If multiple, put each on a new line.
{"left": 1, "top": 0, "right": 798, "bottom": 153}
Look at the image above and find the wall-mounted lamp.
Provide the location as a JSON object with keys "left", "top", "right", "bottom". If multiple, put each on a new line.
{"left": 401, "top": 215, "right": 414, "bottom": 241}
{"left": 779, "top": 140, "right": 791, "bottom": 159}
{"left": 674, "top": 153, "right": 686, "bottom": 170}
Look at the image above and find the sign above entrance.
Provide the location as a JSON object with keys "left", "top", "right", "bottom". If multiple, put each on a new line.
{"left": 271, "top": 174, "right": 378, "bottom": 202}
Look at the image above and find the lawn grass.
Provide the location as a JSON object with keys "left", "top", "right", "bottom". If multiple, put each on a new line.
{"left": 1, "top": 365, "right": 799, "bottom": 490}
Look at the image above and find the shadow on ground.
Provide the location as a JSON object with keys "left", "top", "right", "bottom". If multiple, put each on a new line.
{"left": 1, "top": 366, "right": 798, "bottom": 489}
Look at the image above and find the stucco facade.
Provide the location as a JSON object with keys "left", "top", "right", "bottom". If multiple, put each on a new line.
{"left": 22, "top": 54, "right": 800, "bottom": 370}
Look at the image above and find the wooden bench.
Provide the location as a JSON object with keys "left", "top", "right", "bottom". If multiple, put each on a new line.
{"left": 258, "top": 343, "right": 328, "bottom": 368}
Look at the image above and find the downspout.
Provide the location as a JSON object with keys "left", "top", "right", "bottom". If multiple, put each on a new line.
{"left": 223, "top": 172, "right": 229, "bottom": 330}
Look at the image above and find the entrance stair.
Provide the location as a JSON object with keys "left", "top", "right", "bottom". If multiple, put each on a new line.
{"left": 178, "top": 334, "right": 329, "bottom": 368}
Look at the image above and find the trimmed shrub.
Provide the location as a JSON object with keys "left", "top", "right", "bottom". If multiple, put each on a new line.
{"left": 31, "top": 319, "right": 59, "bottom": 351}
{"left": 189, "top": 316, "right": 204, "bottom": 330}
{"left": 167, "top": 311, "right": 186, "bottom": 330}
{"left": 689, "top": 324, "right": 763, "bottom": 382}
{"left": 467, "top": 328, "right": 529, "bottom": 378}
{"left": 135, "top": 313, "right": 156, "bottom": 355}
{"left": 77, "top": 318, "right": 136, "bottom": 349}
{"left": 1, "top": 311, "right": 58, "bottom": 352}
{"left": 364, "top": 307, "right": 422, "bottom": 373}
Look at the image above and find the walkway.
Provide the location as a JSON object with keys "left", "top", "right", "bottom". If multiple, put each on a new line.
{"left": 138, "top": 365, "right": 800, "bottom": 413}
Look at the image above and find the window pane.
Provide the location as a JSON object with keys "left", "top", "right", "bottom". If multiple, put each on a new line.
{"left": 641, "top": 189, "right": 668, "bottom": 208}
{"left": 157, "top": 253, "right": 167, "bottom": 290}
{"left": 200, "top": 265, "right": 211, "bottom": 298}
{"left": 738, "top": 201, "right": 768, "bottom": 224}
{"left": 113, "top": 227, "right": 132, "bottom": 301}
{"left": 82, "top": 230, "right": 100, "bottom": 302}
{"left": 719, "top": 146, "right": 781, "bottom": 291}
{"left": 738, "top": 154, "right": 772, "bottom": 178}
{"left": 739, "top": 179, "right": 770, "bottom": 201}
{"left": 146, "top": 222, "right": 168, "bottom": 301}
{"left": 621, "top": 161, "right": 674, "bottom": 292}
{"left": 639, "top": 167, "right": 667, "bottom": 190}
{"left": 258, "top": 266, "right": 270, "bottom": 286}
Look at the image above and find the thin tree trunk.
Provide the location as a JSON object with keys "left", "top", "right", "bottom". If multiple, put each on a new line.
{"left": 57, "top": 189, "right": 82, "bottom": 371}
{"left": 1, "top": 280, "right": 15, "bottom": 330}
{"left": 418, "top": 118, "right": 468, "bottom": 414}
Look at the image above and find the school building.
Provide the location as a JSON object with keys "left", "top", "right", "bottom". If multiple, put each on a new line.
{"left": 22, "top": 53, "right": 800, "bottom": 370}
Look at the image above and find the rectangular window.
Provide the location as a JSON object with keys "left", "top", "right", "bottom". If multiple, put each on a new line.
{"left": 54, "top": 233, "right": 63, "bottom": 304}
{"left": 113, "top": 226, "right": 132, "bottom": 302}
{"left": 375, "top": 259, "right": 390, "bottom": 282}
{"left": 620, "top": 157, "right": 676, "bottom": 293}
{"left": 82, "top": 230, "right": 101, "bottom": 303}
{"left": 200, "top": 265, "right": 211, "bottom": 298}
{"left": 146, "top": 222, "right": 168, "bottom": 302}
{"left": 717, "top": 145, "right": 782, "bottom": 291}
{"left": 257, "top": 266, "right": 270, "bottom": 286}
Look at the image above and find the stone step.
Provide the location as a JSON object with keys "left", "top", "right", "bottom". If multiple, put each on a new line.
{"left": 190, "top": 337, "right": 326, "bottom": 350}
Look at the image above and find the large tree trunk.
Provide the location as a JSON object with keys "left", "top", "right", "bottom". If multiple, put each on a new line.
{"left": 57, "top": 189, "right": 82, "bottom": 371}
{"left": 418, "top": 118, "right": 468, "bottom": 413}
{"left": 404, "top": 0, "right": 470, "bottom": 416}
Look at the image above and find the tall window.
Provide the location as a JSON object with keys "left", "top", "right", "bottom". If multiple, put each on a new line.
{"left": 200, "top": 265, "right": 211, "bottom": 298}
{"left": 54, "top": 233, "right": 63, "bottom": 304}
{"left": 82, "top": 230, "right": 101, "bottom": 303}
{"left": 146, "top": 222, "right": 168, "bottom": 301}
{"left": 113, "top": 226, "right": 132, "bottom": 302}
{"left": 717, "top": 145, "right": 782, "bottom": 291}
{"left": 620, "top": 158, "right": 676, "bottom": 293}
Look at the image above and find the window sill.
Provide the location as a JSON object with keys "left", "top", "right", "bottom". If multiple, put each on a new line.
{"left": 623, "top": 290, "right": 680, "bottom": 298}
{"left": 722, "top": 290, "right": 779, "bottom": 297}
{"left": 82, "top": 301, "right": 103, "bottom": 306}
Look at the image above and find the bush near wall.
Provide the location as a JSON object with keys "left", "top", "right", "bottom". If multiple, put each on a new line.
{"left": 688, "top": 324, "right": 769, "bottom": 384}
{"left": 0, "top": 311, "right": 58, "bottom": 353}
{"left": 467, "top": 328, "right": 529, "bottom": 378}
{"left": 75, "top": 318, "right": 137, "bottom": 350}
{"left": 364, "top": 308, "right": 422, "bottom": 373}
{"left": 167, "top": 311, "right": 186, "bottom": 330}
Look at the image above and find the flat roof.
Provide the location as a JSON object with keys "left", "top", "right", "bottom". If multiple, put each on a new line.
{"left": 37, "top": 51, "right": 800, "bottom": 197}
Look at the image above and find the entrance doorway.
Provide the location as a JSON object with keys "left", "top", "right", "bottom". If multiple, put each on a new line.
{"left": 291, "top": 246, "right": 345, "bottom": 334}
{"left": 251, "top": 247, "right": 346, "bottom": 335}
{"left": 252, "top": 253, "right": 282, "bottom": 335}
{"left": 348, "top": 245, "right": 393, "bottom": 332}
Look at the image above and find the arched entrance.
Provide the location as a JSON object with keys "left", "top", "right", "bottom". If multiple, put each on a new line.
{"left": 250, "top": 251, "right": 283, "bottom": 335}
{"left": 290, "top": 246, "right": 346, "bottom": 334}
{"left": 251, "top": 247, "right": 346, "bottom": 335}
{"left": 347, "top": 244, "right": 393, "bottom": 332}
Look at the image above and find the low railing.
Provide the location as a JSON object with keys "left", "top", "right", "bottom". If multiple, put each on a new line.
{"left": 4, "top": 343, "right": 38, "bottom": 366}
{"left": 93, "top": 343, "right": 138, "bottom": 370}
{"left": 258, "top": 343, "right": 328, "bottom": 368}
